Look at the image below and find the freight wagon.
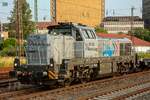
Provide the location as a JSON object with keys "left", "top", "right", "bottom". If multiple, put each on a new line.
{"left": 98, "top": 38, "right": 132, "bottom": 57}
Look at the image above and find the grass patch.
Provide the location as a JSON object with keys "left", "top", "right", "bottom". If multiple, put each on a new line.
{"left": 0, "top": 57, "right": 26, "bottom": 68}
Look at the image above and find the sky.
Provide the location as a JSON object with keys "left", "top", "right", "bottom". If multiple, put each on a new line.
{"left": 105, "top": 0, "right": 142, "bottom": 17}
{"left": 0, "top": 0, "right": 142, "bottom": 23}
{"left": 0, "top": 0, "right": 51, "bottom": 23}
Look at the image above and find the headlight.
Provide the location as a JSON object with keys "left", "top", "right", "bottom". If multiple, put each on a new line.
{"left": 17, "top": 71, "right": 22, "bottom": 75}
{"left": 50, "top": 64, "right": 53, "bottom": 67}
{"left": 43, "top": 72, "right": 48, "bottom": 76}
{"left": 14, "top": 63, "right": 17, "bottom": 67}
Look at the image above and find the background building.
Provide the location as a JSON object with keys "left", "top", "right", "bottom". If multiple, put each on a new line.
{"left": 0, "top": 32, "right": 8, "bottom": 41}
{"left": 101, "top": 16, "right": 144, "bottom": 33}
{"left": 37, "top": 21, "right": 57, "bottom": 34}
{"left": 0, "top": 23, "right": 8, "bottom": 41}
{"left": 143, "top": 0, "right": 150, "bottom": 29}
{"left": 50, "top": 0, "right": 105, "bottom": 27}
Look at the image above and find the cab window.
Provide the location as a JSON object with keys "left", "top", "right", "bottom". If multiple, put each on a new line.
{"left": 81, "top": 29, "right": 96, "bottom": 39}
{"left": 86, "top": 30, "right": 96, "bottom": 39}
{"left": 82, "top": 29, "right": 89, "bottom": 39}
{"left": 76, "top": 30, "right": 82, "bottom": 41}
{"left": 90, "top": 30, "right": 96, "bottom": 39}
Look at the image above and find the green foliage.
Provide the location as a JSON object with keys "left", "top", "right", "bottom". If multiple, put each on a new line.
{"left": 0, "top": 38, "right": 16, "bottom": 56}
{"left": 95, "top": 27, "right": 108, "bottom": 33}
{"left": 8, "top": 0, "right": 35, "bottom": 39}
{"left": 118, "top": 32, "right": 124, "bottom": 34}
{"left": 137, "top": 53, "right": 150, "bottom": 59}
{"left": 0, "top": 42, "right": 3, "bottom": 50}
{"left": 132, "top": 28, "right": 150, "bottom": 42}
{"left": 0, "top": 47, "right": 16, "bottom": 56}
{"left": 3, "top": 38, "right": 16, "bottom": 48}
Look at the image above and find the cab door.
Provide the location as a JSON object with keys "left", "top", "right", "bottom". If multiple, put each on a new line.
{"left": 80, "top": 29, "right": 99, "bottom": 58}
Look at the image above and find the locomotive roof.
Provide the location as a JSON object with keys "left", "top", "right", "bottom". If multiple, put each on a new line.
{"left": 98, "top": 37, "right": 132, "bottom": 43}
{"left": 47, "top": 22, "right": 94, "bottom": 30}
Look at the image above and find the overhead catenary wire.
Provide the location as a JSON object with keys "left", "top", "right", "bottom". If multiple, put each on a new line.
{"left": 106, "top": 7, "right": 142, "bottom": 16}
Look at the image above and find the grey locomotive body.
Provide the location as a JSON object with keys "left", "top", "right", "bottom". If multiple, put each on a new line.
{"left": 11, "top": 23, "right": 134, "bottom": 85}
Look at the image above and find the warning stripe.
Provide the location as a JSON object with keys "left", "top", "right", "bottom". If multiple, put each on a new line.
{"left": 49, "top": 71, "right": 55, "bottom": 78}
{"left": 48, "top": 71, "right": 56, "bottom": 79}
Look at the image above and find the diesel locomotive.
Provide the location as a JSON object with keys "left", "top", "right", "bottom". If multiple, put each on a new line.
{"left": 10, "top": 23, "right": 136, "bottom": 85}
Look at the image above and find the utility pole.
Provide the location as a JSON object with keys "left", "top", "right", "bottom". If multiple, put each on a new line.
{"left": 131, "top": 7, "right": 135, "bottom": 33}
{"left": 130, "top": 6, "right": 136, "bottom": 65}
{"left": 130, "top": 7, "right": 135, "bottom": 46}
{"left": 16, "top": 0, "right": 23, "bottom": 59}
{"left": 51, "top": 0, "right": 56, "bottom": 22}
{"left": 0, "top": 21, "right": 3, "bottom": 32}
{"left": 0, "top": 21, "right": 3, "bottom": 40}
{"left": 34, "top": 0, "right": 38, "bottom": 33}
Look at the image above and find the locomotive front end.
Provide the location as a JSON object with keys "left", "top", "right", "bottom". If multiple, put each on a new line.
{"left": 11, "top": 34, "right": 58, "bottom": 85}
{"left": 10, "top": 23, "right": 75, "bottom": 85}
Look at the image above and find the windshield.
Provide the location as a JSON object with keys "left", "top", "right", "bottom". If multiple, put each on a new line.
{"left": 49, "top": 28, "right": 71, "bottom": 36}
{"left": 81, "top": 29, "right": 96, "bottom": 39}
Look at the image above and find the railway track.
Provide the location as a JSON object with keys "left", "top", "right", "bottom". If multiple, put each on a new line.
{"left": 0, "top": 67, "right": 13, "bottom": 79}
{"left": 0, "top": 79, "right": 47, "bottom": 99}
{"left": 89, "top": 80, "right": 150, "bottom": 100}
{"left": 0, "top": 72, "right": 9, "bottom": 80}
{"left": 4, "top": 70, "right": 150, "bottom": 100}
{"left": 0, "top": 78, "right": 18, "bottom": 87}
{"left": 0, "top": 78, "right": 20, "bottom": 94}
{"left": 0, "top": 86, "right": 46, "bottom": 100}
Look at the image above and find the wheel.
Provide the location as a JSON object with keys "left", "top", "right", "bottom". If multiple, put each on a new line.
{"left": 64, "top": 79, "right": 71, "bottom": 87}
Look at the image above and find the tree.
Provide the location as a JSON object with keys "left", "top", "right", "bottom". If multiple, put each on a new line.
{"left": 118, "top": 32, "right": 124, "bottom": 34}
{"left": 0, "top": 38, "right": 16, "bottom": 56}
{"left": 95, "top": 26, "right": 108, "bottom": 34}
{"left": 8, "top": 0, "right": 35, "bottom": 39}
{"left": 132, "top": 28, "right": 150, "bottom": 42}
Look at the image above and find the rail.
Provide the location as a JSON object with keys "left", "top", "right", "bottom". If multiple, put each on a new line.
{"left": 8, "top": 70, "right": 150, "bottom": 100}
